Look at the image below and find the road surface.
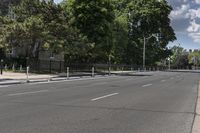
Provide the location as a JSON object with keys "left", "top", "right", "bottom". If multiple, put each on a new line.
{"left": 0, "top": 72, "right": 199, "bottom": 133}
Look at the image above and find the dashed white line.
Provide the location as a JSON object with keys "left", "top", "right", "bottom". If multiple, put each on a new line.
{"left": 142, "top": 84, "right": 152, "bottom": 87}
{"left": 91, "top": 93, "right": 119, "bottom": 101}
{"left": 8, "top": 90, "right": 49, "bottom": 96}
{"left": 170, "top": 77, "right": 174, "bottom": 80}
{"left": 161, "top": 80, "right": 166, "bottom": 82}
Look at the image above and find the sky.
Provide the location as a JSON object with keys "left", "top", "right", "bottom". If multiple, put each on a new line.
{"left": 167, "top": 0, "right": 200, "bottom": 50}
{"left": 54, "top": 0, "right": 199, "bottom": 50}
{"left": 54, "top": 0, "right": 63, "bottom": 4}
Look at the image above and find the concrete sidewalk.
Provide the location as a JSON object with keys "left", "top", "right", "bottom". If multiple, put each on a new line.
{"left": 0, "top": 72, "right": 56, "bottom": 80}
{"left": 0, "top": 71, "right": 156, "bottom": 86}
{"left": 192, "top": 81, "right": 200, "bottom": 133}
{"left": 0, "top": 72, "right": 57, "bottom": 85}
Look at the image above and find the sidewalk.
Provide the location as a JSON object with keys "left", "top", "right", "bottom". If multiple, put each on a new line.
{"left": 192, "top": 81, "right": 200, "bottom": 133}
{"left": 0, "top": 72, "right": 57, "bottom": 85}
{"left": 0, "top": 71, "right": 156, "bottom": 86}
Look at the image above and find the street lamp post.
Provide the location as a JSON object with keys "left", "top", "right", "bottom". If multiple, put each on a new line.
{"left": 143, "top": 34, "right": 160, "bottom": 70}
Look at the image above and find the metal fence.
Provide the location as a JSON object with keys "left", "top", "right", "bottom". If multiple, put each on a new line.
{"left": 0, "top": 58, "right": 170, "bottom": 76}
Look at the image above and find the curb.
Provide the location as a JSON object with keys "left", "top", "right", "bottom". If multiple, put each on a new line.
{"left": 0, "top": 81, "right": 23, "bottom": 86}
{"left": 192, "top": 81, "right": 200, "bottom": 133}
{"left": 0, "top": 75, "right": 108, "bottom": 86}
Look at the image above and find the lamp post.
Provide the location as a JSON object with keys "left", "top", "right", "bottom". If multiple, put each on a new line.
{"left": 143, "top": 34, "right": 160, "bottom": 70}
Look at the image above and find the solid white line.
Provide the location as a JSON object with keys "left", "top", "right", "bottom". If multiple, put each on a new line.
{"left": 8, "top": 90, "right": 49, "bottom": 96}
{"left": 142, "top": 84, "right": 152, "bottom": 87}
{"left": 91, "top": 93, "right": 119, "bottom": 101}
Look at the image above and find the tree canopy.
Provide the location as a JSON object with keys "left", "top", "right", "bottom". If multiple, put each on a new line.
{"left": 0, "top": 0, "right": 176, "bottom": 66}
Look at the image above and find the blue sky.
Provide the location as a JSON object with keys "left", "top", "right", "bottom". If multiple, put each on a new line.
{"left": 54, "top": 0, "right": 199, "bottom": 50}
{"left": 167, "top": 0, "right": 200, "bottom": 50}
{"left": 54, "top": 0, "right": 63, "bottom": 4}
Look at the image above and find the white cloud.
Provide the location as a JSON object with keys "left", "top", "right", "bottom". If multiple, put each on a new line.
{"left": 170, "top": 4, "right": 190, "bottom": 20}
{"left": 187, "top": 20, "right": 200, "bottom": 43}
{"left": 188, "top": 33, "right": 200, "bottom": 43}
{"left": 195, "top": 0, "right": 200, "bottom": 4}
{"left": 187, "top": 20, "right": 200, "bottom": 32}
{"left": 186, "top": 8, "right": 200, "bottom": 19}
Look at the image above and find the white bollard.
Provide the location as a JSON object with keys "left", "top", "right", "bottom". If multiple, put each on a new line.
{"left": 92, "top": 67, "right": 95, "bottom": 77}
{"left": 4, "top": 64, "right": 7, "bottom": 71}
{"left": 26, "top": 66, "right": 29, "bottom": 83}
{"left": 67, "top": 67, "right": 69, "bottom": 80}
{"left": 109, "top": 67, "right": 111, "bottom": 76}
{"left": 20, "top": 65, "right": 23, "bottom": 71}
{"left": 12, "top": 64, "right": 15, "bottom": 71}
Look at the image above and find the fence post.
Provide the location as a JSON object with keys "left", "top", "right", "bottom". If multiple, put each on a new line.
{"left": 26, "top": 66, "right": 29, "bottom": 83}
{"left": 67, "top": 67, "right": 69, "bottom": 80}
{"left": 92, "top": 67, "right": 95, "bottom": 77}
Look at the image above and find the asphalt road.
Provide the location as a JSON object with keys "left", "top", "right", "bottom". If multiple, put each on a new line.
{"left": 0, "top": 72, "right": 199, "bottom": 133}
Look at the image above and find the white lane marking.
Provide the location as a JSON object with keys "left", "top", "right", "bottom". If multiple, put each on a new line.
{"left": 161, "top": 80, "right": 166, "bottom": 82}
{"left": 142, "top": 84, "right": 152, "bottom": 87}
{"left": 8, "top": 90, "right": 49, "bottom": 96}
{"left": 170, "top": 77, "right": 174, "bottom": 80}
{"left": 91, "top": 93, "right": 119, "bottom": 101}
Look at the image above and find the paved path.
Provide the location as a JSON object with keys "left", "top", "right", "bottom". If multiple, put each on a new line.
{"left": 0, "top": 72, "right": 199, "bottom": 133}
{"left": 192, "top": 81, "right": 200, "bottom": 133}
{"left": 0, "top": 72, "right": 56, "bottom": 80}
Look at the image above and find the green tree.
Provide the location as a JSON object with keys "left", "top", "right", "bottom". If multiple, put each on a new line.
{"left": 66, "top": 0, "right": 115, "bottom": 63}
{"left": 128, "top": 0, "right": 176, "bottom": 65}
{"left": 0, "top": 0, "right": 92, "bottom": 62}
{"left": 188, "top": 50, "right": 200, "bottom": 66}
{"left": 170, "top": 45, "right": 190, "bottom": 68}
